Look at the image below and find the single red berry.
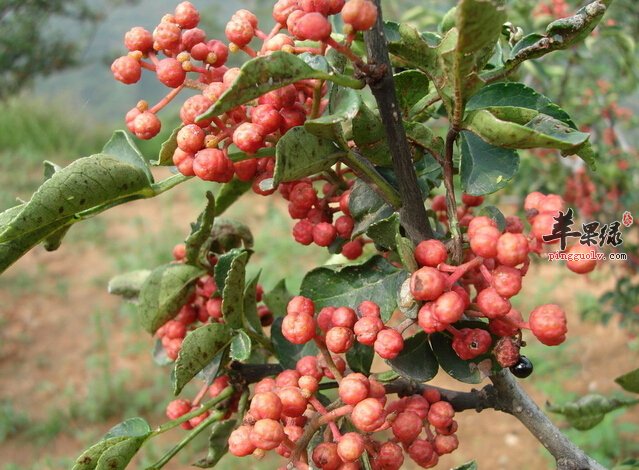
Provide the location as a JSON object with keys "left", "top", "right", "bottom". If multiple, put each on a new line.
{"left": 451, "top": 284, "right": 471, "bottom": 309}
{"left": 342, "top": 0, "right": 378, "bottom": 31}
{"left": 326, "top": 326, "right": 355, "bottom": 353}
{"left": 422, "top": 388, "right": 441, "bottom": 404}
{"left": 250, "top": 419, "right": 285, "bottom": 450}
{"left": 341, "top": 239, "right": 363, "bottom": 260}
{"left": 233, "top": 122, "right": 265, "bottom": 154}
{"left": 391, "top": 411, "right": 422, "bottom": 444}
{"left": 251, "top": 104, "right": 283, "bottom": 135}
{"left": 496, "top": 232, "right": 529, "bottom": 267}
{"left": 529, "top": 304, "right": 567, "bottom": 346}
{"left": 111, "top": 55, "right": 141, "bottom": 84}
{"left": 414, "top": 239, "right": 448, "bottom": 267}
{"left": 188, "top": 407, "right": 210, "bottom": 427}
{"left": 193, "top": 148, "right": 235, "bottom": 183}
{"left": 351, "top": 398, "right": 386, "bottom": 432}
{"left": 298, "top": 375, "right": 319, "bottom": 395}
{"left": 293, "top": 12, "right": 332, "bottom": 41}
{"left": 338, "top": 432, "right": 365, "bottom": 462}
{"left": 164, "top": 320, "right": 187, "bottom": 339}
{"left": 228, "top": 425, "right": 256, "bottom": 456}
{"left": 313, "top": 222, "right": 337, "bottom": 247}
{"left": 451, "top": 328, "right": 492, "bottom": 360}
{"left": 524, "top": 191, "right": 545, "bottom": 212}
{"left": 206, "top": 39, "right": 229, "bottom": 67}
{"left": 320, "top": 353, "right": 346, "bottom": 379}
{"left": 358, "top": 300, "right": 381, "bottom": 318}
{"left": 282, "top": 313, "right": 316, "bottom": 344}
{"left": 156, "top": 58, "right": 186, "bottom": 88}
{"left": 376, "top": 441, "right": 404, "bottom": 470}
{"left": 339, "top": 374, "right": 370, "bottom": 405}
{"left": 467, "top": 216, "right": 498, "bottom": 239}
{"left": 410, "top": 267, "right": 446, "bottom": 301}
{"left": 173, "top": 148, "right": 195, "bottom": 176}
{"left": 403, "top": 395, "right": 430, "bottom": 420}
{"left": 532, "top": 211, "right": 561, "bottom": 243}
{"left": 232, "top": 9, "right": 259, "bottom": 28}
{"left": 177, "top": 124, "right": 205, "bottom": 153}
{"left": 277, "top": 386, "right": 308, "bottom": 417}
{"left": 225, "top": 19, "right": 254, "bottom": 47}
{"left": 462, "top": 193, "right": 484, "bottom": 207}
{"left": 407, "top": 439, "right": 435, "bottom": 467}
{"left": 353, "top": 316, "right": 383, "bottom": 346}
{"left": 505, "top": 215, "right": 525, "bottom": 233}
{"left": 181, "top": 28, "right": 206, "bottom": 50}
{"left": 565, "top": 244, "right": 597, "bottom": 274}
{"left": 312, "top": 442, "right": 341, "bottom": 470}
{"left": 175, "top": 304, "right": 197, "bottom": 324}
{"left": 331, "top": 306, "right": 357, "bottom": 329}
{"left": 417, "top": 303, "right": 446, "bottom": 334}
{"left": 172, "top": 243, "right": 186, "bottom": 261}
{"left": 132, "top": 111, "right": 161, "bottom": 140}
{"left": 264, "top": 33, "right": 295, "bottom": 52}
{"left": 250, "top": 391, "right": 283, "bottom": 420}
{"left": 431, "top": 194, "right": 446, "bottom": 212}
{"left": 206, "top": 297, "right": 223, "bottom": 319}
{"left": 180, "top": 94, "right": 214, "bottom": 127}
{"left": 374, "top": 328, "right": 404, "bottom": 359}
{"left": 287, "top": 296, "right": 315, "bottom": 316}
{"left": 434, "top": 434, "right": 459, "bottom": 455}
{"left": 427, "top": 400, "right": 454, "bottom": 428}
{"left": 166, "top": 398, "right": 191, "bottom": 420}
{"left": 125, "top": 107, "right": 141, "bottom": 133}
{"left": 317, "top": 306, "right": 335, "bottom": 332}
{"left": 273, "top": 0, "right": 300, "bottom": 24}
{"left": 153, "top": 21, "right": 181, "bottom": 50}
{"left": 208, "top": 375, "right": 229, "bottom": 397}
{"left": 254, "top": 377, "right": 276, "bottom": 394}
{"left": 301, "top": 0, "right": 331, "bottom": 15}
{"left": 538, "top": 194, "right": 565, "bottom": 213}
{"left": 327, "top": 0, "right": 346, "bottom": 14}
{"left": 124, "top": 27, "right": 153, "bottom": 53}
{"left": 234, "top": 158, "right": 258, "bottom": 182}
{"left": 470, "top": 225, "right": 501, "bottom": 258}
{"left": 435, "top": 419, "right": 458, "bottom": 436}
{"left": 476, "top": 287, "right": 511, "bottom": 319}
{"left": 334, "top": 215, "right": 354, "bottom": 239}
{"left": 488, "top": 308, "right": 524, "bottom": 337}
{"left": 433, "top": 291, "right": 465, "bottom": 324}
{"left": 293, "top": 219, "right": 314, "bottom": 245}
{"left": 174, "top": 1, "right": 200, "bottom": 29}
{"left": 492, "top": 266, "right": 522, "bottom": 298}
{"left": 339, "top": 191, "right": 351, "bottom": 216}
{"left": 290, "top": 182, "right": 318, "bottom": 210}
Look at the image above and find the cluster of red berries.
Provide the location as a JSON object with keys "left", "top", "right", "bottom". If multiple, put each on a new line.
{"left": 409, "top": 192, "right": 595, "bottom": 367}
{"left": 155, "top": 243, "right": 272, "bottom": 360}
{"left": 282, "top": 296, "right": 405, "bottom": 360}
{"left": 165, "top": 375, "right": 231, "bottom": 429}
{"left": 564, "top": 167, "right": 600, "bottom": 219}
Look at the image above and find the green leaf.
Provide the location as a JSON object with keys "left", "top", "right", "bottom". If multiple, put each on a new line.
{"left": 394, "top": 70, "right": 430, "bottom": 117}
{"left": 463, "top": 108, "right": 590, "bottom": 150}
{"left": 465, "top": 82, "right": 574, "bottom": 127}
{"left": 352, "top": 102, "right": 392, "bottom": 167}
{"left": 510, "top": 33, "right": 544, "bottom": 57}
{"left": 185, "top": 192, "right": 216, "bottom": 265}
{"left": 174, "top": 323, "right": 232, "bottom": 395}
{"left": 300, "top": 256, "right": 408, "bottom": 323}
{"left": 305, "top": 86, "right": 361, "bottom": 141}
{"left": 613, "top": 459, "right": 639, "bottom": 470}
{"left": 404, "top": 121, "right": 444, "bottom": 155}
{"left": 271, "top": 316, "right": 318, "bottom": 369}
{"left": 430, "top": 329, "right": 498, "bottom": 384}
{"left": 264, "top": 279, "right": 292, "bottom": 318}
{"left": 453, "top": 462, "right": 478, "bottom": 470}
{"left": 193, "top": 419, "right": 238, "bottom": 468}
{"left": 95, "top": 437, "right": 145, "bottom": 470}
{"left": 547, "top": 394, "right": 639, "bottom": 431}
{"left": 0, "top": 137, "right": 156, "bottom": 273}
{"left": 346, "top": 342, "right": 374, "bottom": 375}
{"left": 615, "top": 368, "right": 639, "bottom": 394}
{"left": 460, "top": 131, "right": 520, "bottom": 196}
{"left": 274, "top": 127, "right": 343, "bottom": 185}
{"left": 388, "top": 332, "right": 438, "bottom": 382}
{"left": 230, "top": 330, "right": 252, "bottom": 362}
{"left": 210, "top": 219, "right": 254, "bottom": 253}
{"left": 349, "top": 179, "right": 395, "bottom": 239}
{"left": 366, "top": 213, "right": 400, "bottom": 251}
{"left": 214, "top": 248, "right": 250, "bottom": 294}
{"left": 214, "top": 178, "right": 252, "bottom": 216}
{"left": 155, "top": 124, "right": 183, "bottom": 166}
{"left": 102, "top": 130, "right": 154, "bottom": 182}
{"left": 104, "top": 417, "right": 152, "bottom": 439}
{"left": 396, "top": 234, "right": 418, "bottom": 273}
{"left": 199, "top": 51, "right": 363, "bottom": 120}
{"left": 478, "top": 206, "right": 507, "bottom": 232}
{"left": 456, "top": 0, "right": 506, "bottom": 56}
{"left": 72, "top": 438, "right": 128, "bottom": 470}
{"left": 138, "top": 263, "right": 205, "bottom": 334}
{"left": 222, "top": 251, "right": 250, "bottom": 330}
{"left": 244, "top": 271, "right": 263, "bottom": 334}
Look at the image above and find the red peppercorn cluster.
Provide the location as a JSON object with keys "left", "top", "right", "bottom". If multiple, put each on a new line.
{"left": 165, "top": 375, "right": 231, "bottom": 429}
{"left": 281, "top": 296, "right": 405, "bottom": 360}
{"left": 228, "top": 366, "right": 461, "bottom": 469}
{"left": 533, "top": 0, "right": 570, "bottom": 19}
{"left": 155, "top": 244, "right": 271, "bottom": 360}
{"left": 409, "top": 192, "right": 588, "bottom": 366}
{"left": 112, "top": 1, "right": 380, "bottom": 259}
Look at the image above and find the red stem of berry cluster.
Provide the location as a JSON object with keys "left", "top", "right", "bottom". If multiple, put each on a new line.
{"left": 309, "top": 396, "right": 342, "bottom": 441}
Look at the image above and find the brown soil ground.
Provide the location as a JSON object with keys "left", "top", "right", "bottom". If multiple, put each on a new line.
{"left": 0, "top": 191, "right": 637, "bottom": 469}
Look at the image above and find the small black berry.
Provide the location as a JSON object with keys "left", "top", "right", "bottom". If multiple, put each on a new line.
{"left": 509, "top": 355, "right": 534, "bottom": 378}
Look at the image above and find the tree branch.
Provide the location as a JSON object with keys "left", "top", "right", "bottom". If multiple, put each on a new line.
{"left": 362, "top": 0, "right": 434, "bottom": 244}
{"left": 443, "top": 129, "right": 463, "bottom": 264}
{"left": 490, "top": 370, "right": 606, "bottom": 470}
